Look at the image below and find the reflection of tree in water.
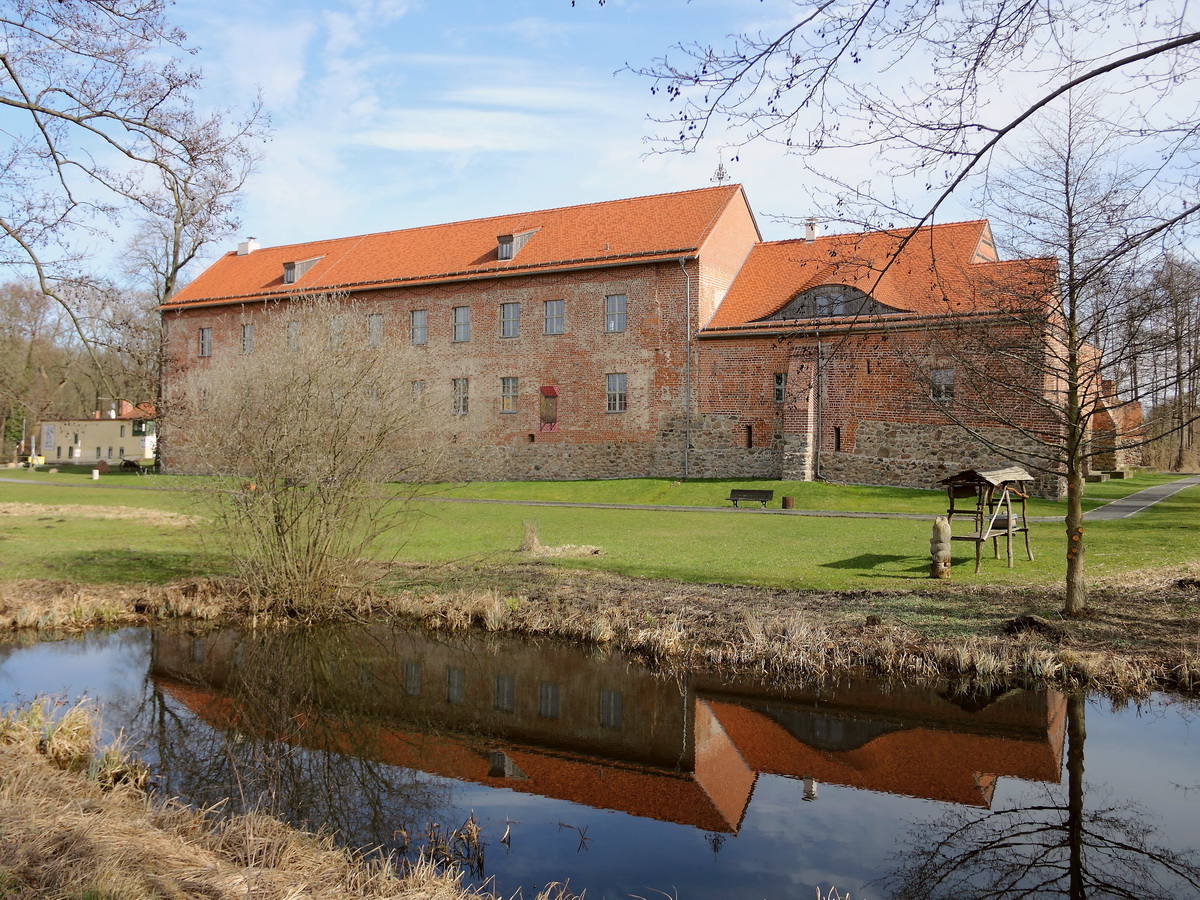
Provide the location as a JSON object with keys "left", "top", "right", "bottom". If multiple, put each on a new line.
{"left": 134, "top": 626, "right": 455, "bottom": 854}
{"left": 884, "top": 695, "right": 1200, "bottom": 899}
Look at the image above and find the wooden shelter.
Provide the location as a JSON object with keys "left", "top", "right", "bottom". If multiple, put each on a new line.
{"left": 941, "top": 467, "right": 1035, "bottom": 574}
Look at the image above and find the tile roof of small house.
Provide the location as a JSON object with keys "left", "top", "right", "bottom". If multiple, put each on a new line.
{"left": 164, "top": 185, "right": 750, "bottom": 309}
{"left": 703, "top": 219, "right": 1057, "bottom": 331}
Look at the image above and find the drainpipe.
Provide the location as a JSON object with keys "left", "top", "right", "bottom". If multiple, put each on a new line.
{"left": 815, "top": 336, "right": 823, "bottom": 481}
{"left": 678, "top": 258, "right": 693, "bottom": 480}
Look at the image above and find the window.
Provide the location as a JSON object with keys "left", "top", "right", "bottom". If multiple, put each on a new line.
{"left": 106, "top": 447, "right": 113, "bottom": 459}
{"left": 367, "top": 313, "right": 383, "bottom": 347}
{"left": 411, "top": 380, "right": 426, "bottom": 402}
{"left": 452, "top": 306, "right": 471, "bottom": 342}
{"left": 604, "top": 294, "right": 627, "bottom": 332}
{"left": 119, "top": 425, "right": 126, "bottom": 438}
{"left": 452, "top": 378, "right": 469, "bottom": 415}
{"left": 95, "top": 446, "right": 101, "bottom": 459}
{"left": 411, "top": 309, "right": 427, "bottom": 345}
{"left": 198, "top": 327, "right": 212, "bottom": 357}
{"left": 931, "top": 368, "right": 955, "bottom": 401}
{"left": 501, "top": 376, "right": 518, "bottom": 413}
{"left": 328, "top": 316, "right": 346, "bottom": 350}
{"left": 600, "top": 689, "right": 623, "bottom": 729}
{"left": 286, "top": 320, "right": 300, "bottom": 351}
{"left": 119, "top": 446, "right": 125, "bottom": 458}
{"left": 283, "top": 256, "right": 320, "bottom": 285}
{"left": 500, "top": 302, "right": 520, "bottom": 338}
{"left": 488, "top": 751, "right": 528, "bottom": 779}
{"left": 404, "top": 662, "right": 422, "bottom": 696}
{"left": 56, "top": 447, "right": 61, "bottom": 459}
{"left": 498, "top": 237, "right": 514, "bottom": 260}
{"left": 606, "top": 373, "right": 627, "bottom": 413}
{"left": 833, "top": 426, "right": 843, "bottom": 452}
{"left": 132, "top": 420, "right": 149, "bottom": 437}
{"left": 446, "top": 667, "right": 466, "bottom": 704}
{"left": 494, "top": 674, "right": 515, "bottom": 712}
{"left": 774, "top": 372, "right": 788, "bottom": 403}
{"left": 544, "top": 299, "right": 564, "bottom": 335}
{"left": 538, "top": 681, "right": 561, "bottom": 719}
{"left": 241, "top": 323, "right": 254, "bottom": 355}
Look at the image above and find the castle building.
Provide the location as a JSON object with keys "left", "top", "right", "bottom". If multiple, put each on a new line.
{"left": 161, "top": 185, "right": 1077, "bottom": 493}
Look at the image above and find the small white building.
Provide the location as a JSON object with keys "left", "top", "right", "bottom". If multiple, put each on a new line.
{"left": 39, "top": 401, "right": 156, "bottom": 465}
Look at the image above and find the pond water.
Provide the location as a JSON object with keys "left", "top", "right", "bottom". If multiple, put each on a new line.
{"left": 1, "top": 625, "right": 1198, "bottom": 899}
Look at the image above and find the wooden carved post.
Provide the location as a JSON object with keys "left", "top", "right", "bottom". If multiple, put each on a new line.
{"left": 930, "top": 516, "right": 953, "bottom": 579}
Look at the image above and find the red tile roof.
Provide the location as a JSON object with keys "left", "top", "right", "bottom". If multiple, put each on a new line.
{"left": 164, "top": 185, "right": 748, "bottom": 308}
{"left": 705, "top": 699, "right": 1064, "bottom": 807}
{"left": 704, "top": 220, "right": 1056, "bottom": 330}
{"left": 155, "top": 676, "right": 752, "bottom": 833}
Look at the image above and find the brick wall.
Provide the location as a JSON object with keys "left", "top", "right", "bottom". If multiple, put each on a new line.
{"left": 696, "top": 321, "right": 1068, "bottom": 496}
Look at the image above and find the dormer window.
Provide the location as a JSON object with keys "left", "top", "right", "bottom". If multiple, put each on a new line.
{"left": 496, "top": 228, "right": 539, "bottom": 261}
{"left": 283, "top": 256, "right": 321, "bottom": 285}
{"left": 763, "top": 284, "right": 901, "bottom": 321}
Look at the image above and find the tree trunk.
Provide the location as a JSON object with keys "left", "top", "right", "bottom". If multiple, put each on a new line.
{"left": 1064, "top": 471, "right": 1087, "bottom": 616}
{"left": 1066, "top": 693, "right": 1087, "bottom": 900}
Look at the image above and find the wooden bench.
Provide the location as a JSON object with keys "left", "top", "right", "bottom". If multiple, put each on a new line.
{"left": 728, "top": 489, "right": 774, "bottom": 508}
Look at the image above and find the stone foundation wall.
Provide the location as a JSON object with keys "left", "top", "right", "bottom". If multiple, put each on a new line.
{"left": 816, "top": 420, "right": 1064, "bottom": 499}
{"left": 432, "top": 412, "right": 782, "bottom": 481}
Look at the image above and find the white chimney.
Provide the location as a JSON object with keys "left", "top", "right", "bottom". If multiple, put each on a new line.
{"left": 805, "top": 219, "right": 818, "bottom": 242}
{"left": 237, "top": 237, "right": 260, "bottom": 256}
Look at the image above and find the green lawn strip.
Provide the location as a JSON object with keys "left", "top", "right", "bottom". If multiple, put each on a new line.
{"left": 0, "top": 478, "right": 204, "bottom": 513}
{"left": 3, "top": 475, "right": 1196, "bottom": 593}
{"left": 0, "top": 513, "right": 216, "bottom": 583}
{"left": 397, "top": 484, "right": 1200, "bottom": 591}
{"left": 427, "top": 472, "right": 1180, "bottom": 515}
{"left": 4, "top": 469, "right": 1185, "bottom": 515}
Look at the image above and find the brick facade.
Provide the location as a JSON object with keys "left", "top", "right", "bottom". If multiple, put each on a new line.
{"left": 161, "top": 187, "right": 1083, "bottom": 495}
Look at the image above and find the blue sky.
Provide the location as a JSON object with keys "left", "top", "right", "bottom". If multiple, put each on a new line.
{"left": 170, "top": 0, "right": 926, "bottom": 265}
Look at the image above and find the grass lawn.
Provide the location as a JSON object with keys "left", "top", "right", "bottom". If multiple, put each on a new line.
{"left": 400, "top": 484, "right": 1200, "bottom": 589}
{"left": 1, "top": 469, "right": 1196, "bottom": 591}
{"left": 431, "top": 472, "right": 1186, "bottom": 516}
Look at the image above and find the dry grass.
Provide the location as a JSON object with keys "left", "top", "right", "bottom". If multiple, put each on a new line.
{"left": 0, "top": 501, "right": 197, "bottom": 527}
{"left": 0, "top": 578, "right": 233, "bottom": 632}
{"left": 374, "top": 561, "right": 1200, "bottom": 696}
{"left": 0, "top": 700, "right": 508, "bottom": 900}
{"left": 3, "top": 559, "right": 1199, "bottom": 696}
{"left": 518, "top": 519, "right": 603, "bottom": 559}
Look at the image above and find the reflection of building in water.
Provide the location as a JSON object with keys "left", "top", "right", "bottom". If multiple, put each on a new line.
{"left": 153, "top": 627, "right": 1066, "bottom": 833}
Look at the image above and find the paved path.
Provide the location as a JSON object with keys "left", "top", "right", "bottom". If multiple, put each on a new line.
{"left": 3, "top": 473, "right": 1199, "bottom": 520}
{"left": 1081, "top": 473, "right": 1200, "bottom": 521}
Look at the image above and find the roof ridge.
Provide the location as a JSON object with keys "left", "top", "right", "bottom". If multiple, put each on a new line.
{"left": 240, "top": 184, "right": 744, "bottom": 254}
{"left": 757, "top": 219, "right": 991, "bottom": 249}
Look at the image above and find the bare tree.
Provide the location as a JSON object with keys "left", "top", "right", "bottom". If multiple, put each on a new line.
{"left": 169, "top": 294, "right": 445, "bottom": 616}
{"left": 627, "top": 0, "right": 1200, "bottom": 231}
{"left": 625, "top": 3, "right": 1200, "bottom": 614}
{"left": 1130, "top": 257, "right": 1200, "bottom": 471}
{"left": 904, "top": 102, "right": 1196, "bottom": 615}
{"left": 883, "top": 695, "right": 1200, "bottom": 898}
{"left": 1, "top": 0, "right": 265, "bottom": 408}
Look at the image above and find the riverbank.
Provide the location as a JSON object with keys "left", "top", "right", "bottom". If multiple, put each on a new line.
{"left": 4, "top": 559, "right": 1199, "bottom": 695}
{"left": 0, "top": 700, "right": 505, "bottom": 900}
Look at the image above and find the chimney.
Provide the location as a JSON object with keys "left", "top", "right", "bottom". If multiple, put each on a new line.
{"left": 237, "top": 236, "right": 259, "bottom": 256}
{"left": 805, "top": 219, "right": 818, "bottom": 242}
